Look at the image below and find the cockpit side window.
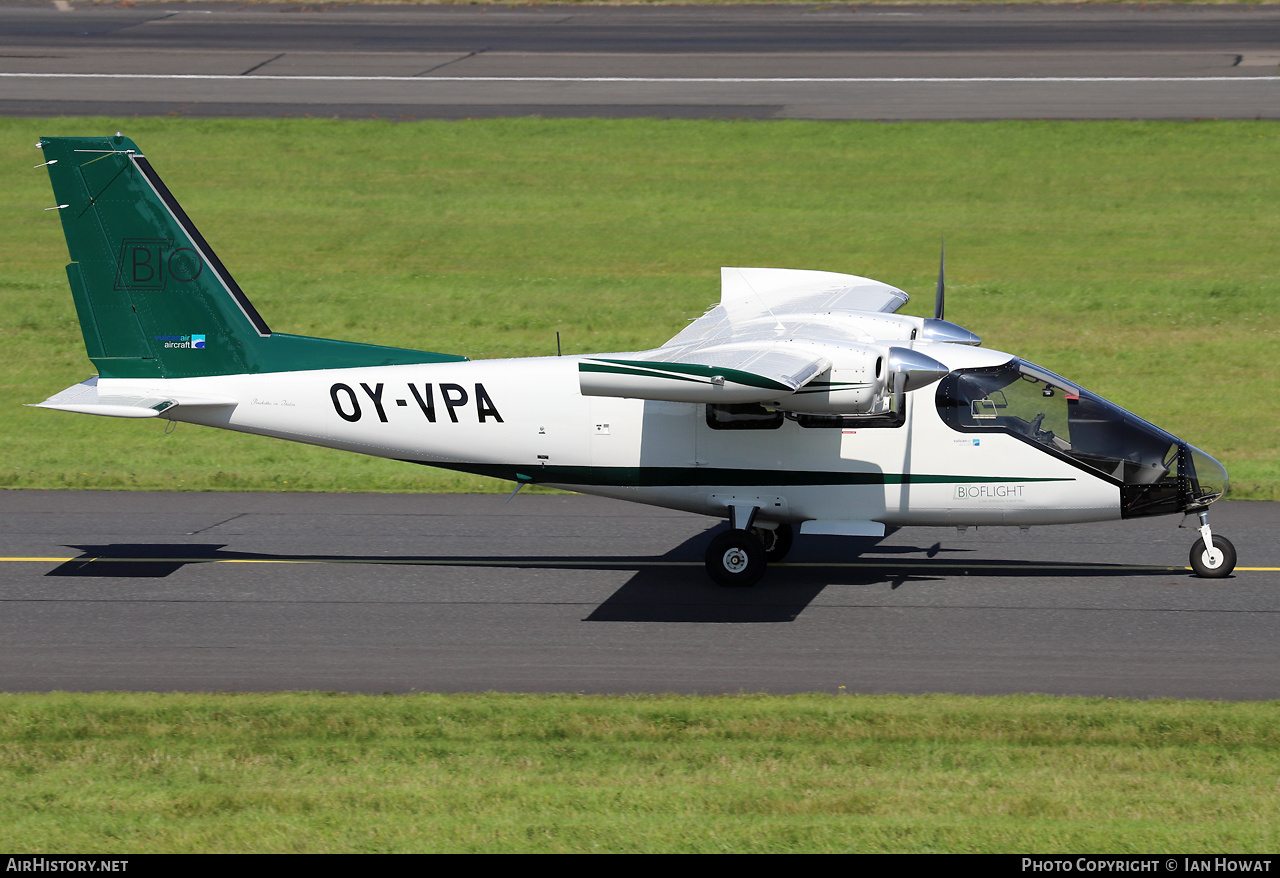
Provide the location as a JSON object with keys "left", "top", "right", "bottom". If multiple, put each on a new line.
{"left": 936, "top": 360, "right": 1177, "bottom": 487}
{"left": 941, "top": 365, "right": 1066, "bottom": 443}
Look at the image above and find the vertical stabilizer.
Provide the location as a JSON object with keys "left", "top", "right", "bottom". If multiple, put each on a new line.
{"left": 40, "top": 134, "right": 465, "bottom": 379}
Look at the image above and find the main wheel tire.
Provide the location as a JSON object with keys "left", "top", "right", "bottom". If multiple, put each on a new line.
{"left": 1190, "top": 535, "right": 1236, "bottom": 578}
{"left": 705, "top": 529, "right": 767, "bottom": 587}
{"left": 751, "top": 523, "right": 794, "bottom": 564}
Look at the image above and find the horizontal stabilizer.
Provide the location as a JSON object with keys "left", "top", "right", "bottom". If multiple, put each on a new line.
{"left": 29, "top": 376, "right": 237, "bottom": 419}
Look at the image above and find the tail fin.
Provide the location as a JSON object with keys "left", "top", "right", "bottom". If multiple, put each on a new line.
{"left": 40, "top": 134, "right": 464, "bottom": 379}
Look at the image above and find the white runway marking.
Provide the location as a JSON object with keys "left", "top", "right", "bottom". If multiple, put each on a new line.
{"left": 1, "top": 73, "right": 1277, "bottom": 84}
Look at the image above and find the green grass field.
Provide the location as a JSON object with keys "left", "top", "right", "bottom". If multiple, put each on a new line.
{"left": 4, "top": 116, "right": 1279, "bottom": 496}
{"left": 2, "top": 692, "right": 1277, "bottom": 853}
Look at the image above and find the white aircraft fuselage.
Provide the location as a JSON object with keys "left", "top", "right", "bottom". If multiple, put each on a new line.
{"left": 87, "top": 343, "right": 1137, "bottom": 529}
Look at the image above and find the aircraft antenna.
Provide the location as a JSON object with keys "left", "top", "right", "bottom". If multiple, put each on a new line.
{"left": 557, "top": 331, "right": 562, "bottom": 357}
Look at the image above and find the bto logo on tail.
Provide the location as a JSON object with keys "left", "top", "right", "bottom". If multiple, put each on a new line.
{"left": 115, "top": 239, "right": 205, "bottom": 291}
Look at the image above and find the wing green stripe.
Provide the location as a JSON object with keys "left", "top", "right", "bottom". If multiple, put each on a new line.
{"left": 579, "top": 363, "right": 706, "bottom": 385}
{"left": 584, "top": 359, "right": 793, "bottom": 392}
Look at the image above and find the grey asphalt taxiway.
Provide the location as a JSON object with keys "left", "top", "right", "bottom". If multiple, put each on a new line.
{"left": 1, "top": 491, "right": 1276, "bottom": 697}
{"left": 1, "top": 3, "right": 1279, "bottom": 119}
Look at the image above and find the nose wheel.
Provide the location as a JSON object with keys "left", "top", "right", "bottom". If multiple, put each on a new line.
{"left": 1191, "top": 535, "right": 1236, "bottom": 578}
{"left": 1189, "top": 512, "right": 1236, "bottom": 578}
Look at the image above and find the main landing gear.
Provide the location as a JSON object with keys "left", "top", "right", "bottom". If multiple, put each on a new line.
{"left": 704, "top": 507, "right": 794, "bottom": 587}
{"left": 705, "top": 509, "right": 1238, "bottom": 583}
{"left": 1189, "top": 510, "right": 1236, "bottom": 579}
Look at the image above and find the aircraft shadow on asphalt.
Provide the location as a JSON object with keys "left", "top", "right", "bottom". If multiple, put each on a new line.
{"left": 47, "top": 528, "right": 1188, "bottom": 623}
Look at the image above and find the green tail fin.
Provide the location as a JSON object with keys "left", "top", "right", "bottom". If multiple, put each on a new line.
{"left": 40, "top": 134, "right": 465, "bottom": 379}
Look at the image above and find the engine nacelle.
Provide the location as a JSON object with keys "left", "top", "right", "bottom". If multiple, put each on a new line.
{"left": 769, "top": 344, "right": 888, "bottom": 414}
{"left": 769, "top": 345, "right": 950, "bottom": 414}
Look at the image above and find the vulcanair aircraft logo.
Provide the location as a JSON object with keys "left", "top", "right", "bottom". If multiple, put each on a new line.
{"left": 154, "top": 334, "right": 207, "bottom": 349}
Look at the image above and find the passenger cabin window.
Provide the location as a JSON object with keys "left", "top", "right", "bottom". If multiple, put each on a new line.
{"left": 788, "top": 395, "right": 905, "bottom": 430}
{"left": 706, "top": 403, "right": 784, "bottom": 431}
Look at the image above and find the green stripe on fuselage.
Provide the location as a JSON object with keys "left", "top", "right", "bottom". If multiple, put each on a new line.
{"left": 402, "top": 461, "right": 1073, "bottom": 489}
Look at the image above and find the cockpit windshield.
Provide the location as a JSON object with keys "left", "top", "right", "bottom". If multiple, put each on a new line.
{"left": 935, "top": 358, "right": 1227, "bottom": 518}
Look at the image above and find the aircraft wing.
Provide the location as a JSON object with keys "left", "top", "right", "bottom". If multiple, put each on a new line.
{"left": 579, "top": 268, "right": 909, "bottom": 405}
{"left": 580, "top": 345, "right": 830, "bottom": 405}
{"left": 717, "top": 266, "right": 909, "bottom": 320}
{"left": 660, "top": 267, "right": 909, "bottom": 348}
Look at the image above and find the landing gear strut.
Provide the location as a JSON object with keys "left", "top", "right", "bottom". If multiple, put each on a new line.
{"left": 752, "top": 522, "right": 794, "bottom": 564}
{"left": 1189, "top": 511, "right": 1236, "bottom": 578}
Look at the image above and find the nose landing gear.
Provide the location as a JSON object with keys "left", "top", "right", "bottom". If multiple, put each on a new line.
{"left": 1189, "top": 511, "right": 1236, "bottom": 578}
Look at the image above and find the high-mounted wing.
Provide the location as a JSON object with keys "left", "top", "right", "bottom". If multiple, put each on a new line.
{"left": 580, "top": 345, "right": 831, "bottom": 406}
{"left": 579, "top": 268, "right": 924, "bottom": 412}
{"left": 716, "top": 267, "right": 910, "bottom": 323}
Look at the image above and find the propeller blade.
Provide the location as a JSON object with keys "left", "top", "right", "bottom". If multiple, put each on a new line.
{"left": 934, "top": 238, "right": 946, "bottom": 320}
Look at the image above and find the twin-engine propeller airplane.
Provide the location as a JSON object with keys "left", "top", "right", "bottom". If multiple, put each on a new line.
{"left": 32, "top": 134, "right": 1236, "bottom": 585}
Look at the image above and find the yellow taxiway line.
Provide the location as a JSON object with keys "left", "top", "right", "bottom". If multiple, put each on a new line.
{"left": 1, "top": 557, "right": 1278, "bottom": 572}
